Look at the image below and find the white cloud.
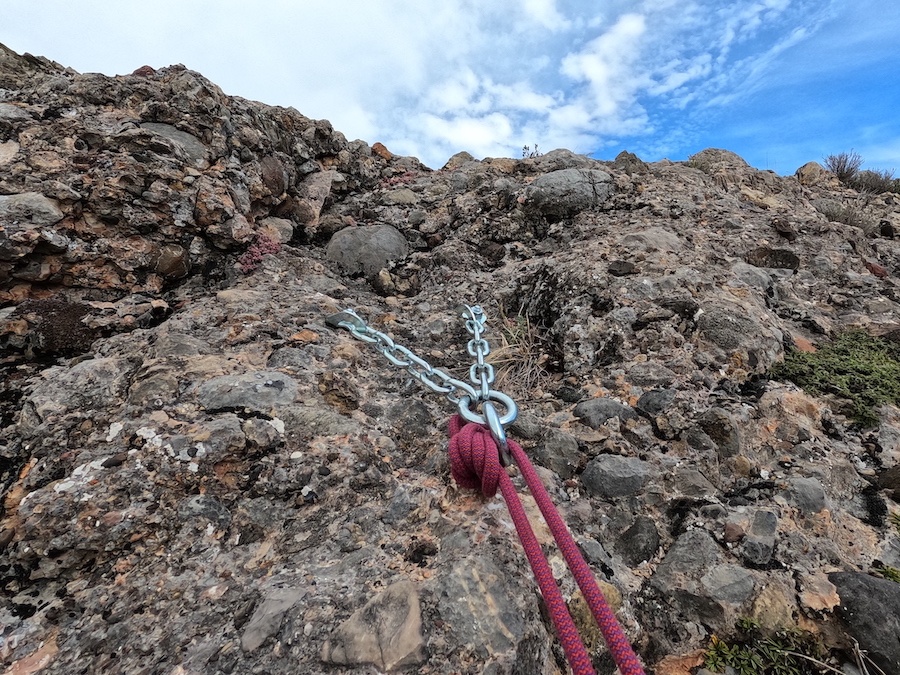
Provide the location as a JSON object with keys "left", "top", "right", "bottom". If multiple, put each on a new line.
{"left": 3, "top": 0, "right": 895, "bottom": 169}
{"left": 522, "top": 0, "right": 571, "bottom": 31}
{"left": 561, "top": 13, "right": 648, "bottom": 117}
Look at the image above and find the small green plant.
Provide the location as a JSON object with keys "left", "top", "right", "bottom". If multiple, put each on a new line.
{"left": 686, "top": 152, "right": 713, "bottom": 173}
{"left": 824, "top": 150, "right": 863, "bottom": 183}
{"left": 816, "top": 199, "right": 874, "bottom": 233}
{"left": 890, "top": 511, "right": 900, "bottom": 535}
{"left": 521, "top": 144, "right": 542, "bottom": 159}
{"left": 879, "top": 565, "right": 900, "bottom": 583}
{"left": 769, "top": 330, "right": 900, "bottom": 427}
{"left": 704, "top": 619, "right": 827, "bottom": 675}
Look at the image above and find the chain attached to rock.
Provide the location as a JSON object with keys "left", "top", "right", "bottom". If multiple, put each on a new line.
{"left": 326, "top": 305, "right": 645, "bottom": 675}
{"left": 326, "top": 305, "right": 518, "bottom": 464}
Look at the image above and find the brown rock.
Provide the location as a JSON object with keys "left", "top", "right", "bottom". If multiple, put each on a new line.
{"left": 154, "top": 244, "right": 190, "bottom": 279}
{"left": 193, "top": 175, "right": 236, "bottom": 228}
{"left": 864, "top": 259, "right": 889, "bottom": 278}
{"left": 372, "top": 142, "right": 393, "bottom": 160}
{"left": 799, "top": 573, "right": 840, "bottom": 612}
{"left": 751, "top": 579, "right": 796, "bottom": 629}
{"left": 259, "top": 155, "right": 287, "bottom": 195}
{"left": 794, "top": 161, "right": 828, "bottom": 186}
{"left": 723, "top": 521, "right": 745, "bottom": 543}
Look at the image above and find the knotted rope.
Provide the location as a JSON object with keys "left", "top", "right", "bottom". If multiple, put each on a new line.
{"left": 448, "top": 415, "right": 646, "bottom": 675}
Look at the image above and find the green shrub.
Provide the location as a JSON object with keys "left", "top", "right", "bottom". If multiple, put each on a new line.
{"left": 704, "top": 618, "right": 827, "bottom": 675}
{"left": 686, "top": 152, "right": 713, "bottom": 173}
{"left": 850, "top": 168, "right": 897, "bottom": 194}
{"left": 769, "top": 330, "right": 900, "bottom": 427}
{"left": 824, "top": 151, "right": 899, "bottom": 194}
{"left": 824, "top": 150, "right": 863, "bottom": 183}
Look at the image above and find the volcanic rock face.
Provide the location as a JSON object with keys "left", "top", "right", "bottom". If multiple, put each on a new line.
{"left": 2, "top": 43, "right": 900, "bottom": 674}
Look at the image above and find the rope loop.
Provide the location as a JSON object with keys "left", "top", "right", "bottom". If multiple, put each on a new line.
{"left": 447, "top": 415, "right": 646, "bottom": 675}
{"left": 447, "top": 416, "right": 508, "bottom": 497}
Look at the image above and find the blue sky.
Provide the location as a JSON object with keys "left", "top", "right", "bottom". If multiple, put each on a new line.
{"left": 3, "top": 1, "right": 898, "bottom": 174}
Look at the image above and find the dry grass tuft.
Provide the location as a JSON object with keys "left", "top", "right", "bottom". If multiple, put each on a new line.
{"left": 486, "top": 309, "right": 554, "bottom": 400}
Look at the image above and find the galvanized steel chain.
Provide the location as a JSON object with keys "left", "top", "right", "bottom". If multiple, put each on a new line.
{"left": 326, "top": 305, "right": 518, "bottom": 461}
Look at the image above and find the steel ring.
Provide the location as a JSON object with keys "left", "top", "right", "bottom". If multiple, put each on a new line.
{"left": 457, "top": 390, "right": 518, "bottom": 427}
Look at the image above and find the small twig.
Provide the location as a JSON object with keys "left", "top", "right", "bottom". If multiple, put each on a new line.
{"left": 854, "top": 638, "right": 888, "bottom": 675}
{"left": 783, "top": 641, "right": 887, "bottom": 675}
{"left": 851, "top": 639, "right": 869, "bottom": 675}
{"left": 783, "top": 651, "right": 847, "bottom": 674}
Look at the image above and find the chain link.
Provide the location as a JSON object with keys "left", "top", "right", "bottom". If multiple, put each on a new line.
{"left": 325, "top": 306, "right": 518, "bottom": 433}
{"left": 326, "top": 309, "right": 479, "bottom": 404}
{"left": 464, "top": 305, "right": 495, "bottom": 401}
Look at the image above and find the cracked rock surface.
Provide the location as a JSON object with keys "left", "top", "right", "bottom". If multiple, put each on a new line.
{"left": 2, "top": 43, "right": 900, "bottom": 674}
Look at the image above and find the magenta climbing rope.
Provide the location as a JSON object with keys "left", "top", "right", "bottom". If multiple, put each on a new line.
{"left": 449, "top": 416, "right": 646, "bottom": 675}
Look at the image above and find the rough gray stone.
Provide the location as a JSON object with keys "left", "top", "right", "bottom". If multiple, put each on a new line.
{"left": 700, "top": 565, "right": 755, "bottom": 605}
{"left": 242, "top": 417, "right": 282, "bottom": 451}
{"left": 0, "top": 192, "right": 64, "bottom": 227}
{"left": 532, "top": 428, "right": 583, "bottom": 479}
{"left": 742, "top": 537, "right": 775, "bottom": 566}
{"left": 326, "top": 223, "right": 409, "bottom": 277}
{"left": 829, "top": 572, "right": 900, "bottom": 675}
{"left": 257, "top": 216, "right": 294, "bottom": 243}
{"left": 178, "top": 494, "right": 232, "bottom": 530}
{"left": 612, "top": 150, "right": 649, "bottom": 175}
{"left": 321, "top": 581, "right": 425, "bottom": 671}
{"left": 432, "top": 555, "right": 526, "bottom": 658}
{"left": 577, "top": 537, "right": 615, "bottom": 573}
{"left": 698, "top": 408, "right": 742, "bottom": 458}
{"left": 191, "top": 414, "right": 246, "bottom": 460}
{"left": 616, "top": 515, "right": 660, "bottom": 566}
{"left": 654, "top": 530, "right": 722, "bottom": 592}
{"left": 673, "top": 468, "right": 717, "bottom": 498}
{"left": 780, "top": 477, "right": 826, "bottom": 515}
{"left": 732, "top": 261, "right": 773, "bottom": 290}
{"left": 196, "top": 370, "right": 298, "bottom": 413}
{"left": 0, "top": 102, "right": 33, "bottom": 122}
{"left": 689, "top": 148, "right": 750, "bottom": 170}
{"left": 241, "top": 583, "right": 306, "bottom": 652}
{"left": 749, "top": 510, "right": 778, "bottom": 537}
{"left": 582, "top": 455, "right": 652, "bottom": 499}
{"left": 141, "top": 122, "right": 209, "bottom": 165}
{"left": 619, "top": 227, "right": 683, "bottom": 252}
{"left": 635, "top": 388, "right": 677, "bottom": 417}
{"left": 698, "top": 305, "right": 766, "bottom": 351}
{"left": 745, "top": 247, "right": 800, "bottom": 271}
{"left": 382, "top": 188, "right": 418, "bottom": 205}
{"left": 742, "top": 510, "right": 778, "bottom": 566}
{"left": 628, "top": 363, "right": 677, "bottom": 388}
{"left": 525, "top": 168, "right": 613, "bottom": 219}
{"left": 573, "top": 398, "right": 637, "bottom": 428}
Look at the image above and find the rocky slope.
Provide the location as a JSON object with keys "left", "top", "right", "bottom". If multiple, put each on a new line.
{"left": 2, "top": 43, "right": 900, "bottom": 675}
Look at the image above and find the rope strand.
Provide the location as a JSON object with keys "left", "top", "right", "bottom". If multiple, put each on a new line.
{"left": 448, "top": 416, "right": 646, "bottom": 675}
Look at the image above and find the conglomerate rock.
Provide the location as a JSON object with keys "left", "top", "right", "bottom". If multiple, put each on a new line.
{"left": 1, "top": 42, "right": 900, "bottom": 674}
